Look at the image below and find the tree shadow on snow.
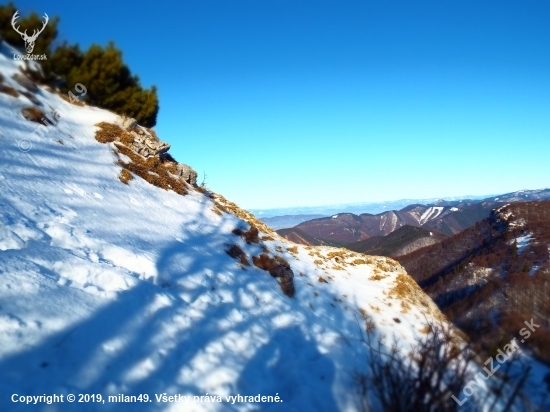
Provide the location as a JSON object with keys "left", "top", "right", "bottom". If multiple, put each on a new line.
{"left": 232, "top": 326, "right": 339, "bottom": 412}
{"left": 0, "top": 200, "right": 349, "bottom": 411}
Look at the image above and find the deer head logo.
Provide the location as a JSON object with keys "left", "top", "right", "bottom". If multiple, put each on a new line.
{"left": 11, "top": 11, "right": 49, "bottom": 54}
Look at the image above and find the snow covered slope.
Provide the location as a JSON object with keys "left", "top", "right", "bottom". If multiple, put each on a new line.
{"left": 0, "top": 48, "right": 472, "bottom": 412}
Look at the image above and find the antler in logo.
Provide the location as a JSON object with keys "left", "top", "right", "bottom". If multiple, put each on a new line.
{"left": 11, "top": 11, "right": 49, "bottom": 54}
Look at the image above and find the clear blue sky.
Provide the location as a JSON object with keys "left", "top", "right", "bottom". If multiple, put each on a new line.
{"left": 15, "top": 0, "right": 550, "bottom": 209}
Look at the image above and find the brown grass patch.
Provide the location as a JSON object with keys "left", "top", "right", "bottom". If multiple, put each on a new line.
{"left": 94, "top": 122, "right": 188, "bottom": 195}
{"left": 232, "top": 226, "right": 260, "bottom": 244}
{"left": 21, "top": 107, "right": 48, "bottom": 125}
{"left": 119, "top": 169, "right": 133, "bottom": 184}
{"left": 115, "top": 144, "right": 188, "bottom": 195}
{"left": 243, "top": 226, "right": 260, "bottom": 244}
{"left": 369, "top": 274, "right": 387, "bottom": 281}
{"left": 211, "top": 194, "right": 278, "bottom": 238}
{"left": 226, "top": 244, "right": 249, "bottom": 266}
{"left": 95, "top": 122, "right": 134, "bottom": 145}
{"left": 0, "top": 84, "right": 19, "bottom": 97}
{"left": 286, "top": 246, "right": 298, "bottom": 254}
{"left": 318, "top": 276, "right": 328, "bottom": 283}
{"left": 252, "top": 253, "right": 295, "bottom": 297}
{"left": 60, "top": 92, "right": 85, "bottom": 106}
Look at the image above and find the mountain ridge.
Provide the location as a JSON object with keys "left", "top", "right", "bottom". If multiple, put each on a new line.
{"left": 276, "top": 190, "right": 550, "bottom": 248}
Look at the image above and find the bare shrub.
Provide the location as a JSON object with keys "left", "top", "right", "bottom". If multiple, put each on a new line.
{"left": 355, "top": 315, "right": 530, "bottom": 412}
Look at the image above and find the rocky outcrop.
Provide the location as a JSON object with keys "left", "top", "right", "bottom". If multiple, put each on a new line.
{"left": 117, "top": 117, "right": 197, "bottom": 186}
{"left": 174, "top": 163, "right": 198, "bottom": 186}
{"left": 119, "top": 117, "right": 170, "bottom": 158}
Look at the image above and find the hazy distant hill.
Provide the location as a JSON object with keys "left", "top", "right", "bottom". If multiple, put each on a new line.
{"left": 252, "top": 195, "right": 488, "bottom": 219}
{"left": 260, "top": 214, "right": 327, "bottom": 230}
{"left": 275, "top": 227, "right": 340, "bottom": 247}
{"left": 344, "top": 225, "right": 448, "bottom": 257}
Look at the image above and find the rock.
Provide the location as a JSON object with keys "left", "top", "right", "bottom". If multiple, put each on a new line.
{"left": 12, "top": 73, "right": 38, "bottom": 93}
{"left": 131, "top": 133, "right": 170, "bottom": 158}
{"left": 175, "top": 163, "right": 198, "bottom": 185}
{"left": 121, "top": 117, "right": 137, "bottom": 130}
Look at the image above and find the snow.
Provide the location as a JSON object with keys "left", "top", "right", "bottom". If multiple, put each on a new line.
{"left": 419, "top": 206, "right": 444, "bottom": 225}
{"left": 512, "top": 233, "right": 532, "bottom": 254}
{"left": 0, "top": 47, "right": 545, "bottom": 411}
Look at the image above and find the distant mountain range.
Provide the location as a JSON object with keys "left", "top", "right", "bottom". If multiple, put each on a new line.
{"left": 345, "top": 225, "right": 448, "bottom": 258}
{"left": 251, "top": 194, "right": 491, "bottom": 220}
{"left": 275, "top": 189, "right": 550, "bottom": 250}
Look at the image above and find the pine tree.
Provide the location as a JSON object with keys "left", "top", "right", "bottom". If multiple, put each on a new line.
{"left": 1, "top": 3, "right": 159, "bottom": 127}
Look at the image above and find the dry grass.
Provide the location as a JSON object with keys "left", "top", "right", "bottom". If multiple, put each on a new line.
{"left": 60, "top": 92, "right": 85, "bottom": 106}
{"left": 369, "top": 274, "right": 388, "bottom": 281}
{"left": 226, "top": 244, "right": 249, "bottom": 266}
{"left": 115, "top": 144, "right": 188, "bottom": 195}
{"left": 0, "top": 84, "right": 19, "bottom": 97}
{"left": 118, "top": 169, "right": 133, "bottom": 184}
{"left": 232, "top": 226, "right": 260, "bottom": 244}
{"left": 243, "top": 226, "right": 260, "bottom": 244}
{"left": 95, "top": 122, "right": 133, "bottom": 144}
{"left": 286, "top": 246, "right": 298, "bottom": 254}
{"left": 21, "top": 106, "right": 47, "bottom": 125}
{"left": 212, "top": 194, "right": 278, "bottom": 238}
{"left": 388, "top": 273, "right": 440, "bottom": 319}
{"left": 252, "top": 253, "right": 295, "bottom": 297}
{"left": 94, "top": 122, "right": 188, "bottom": 195}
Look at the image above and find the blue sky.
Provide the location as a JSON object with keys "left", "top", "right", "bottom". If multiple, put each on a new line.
{"left": 15, "top": 0, "right": 550, "bottom": 209}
